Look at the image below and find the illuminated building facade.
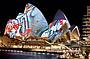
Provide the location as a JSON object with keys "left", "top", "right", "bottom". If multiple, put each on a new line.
{"left": 82, "top": 6, "right": 90, "bottom": 40}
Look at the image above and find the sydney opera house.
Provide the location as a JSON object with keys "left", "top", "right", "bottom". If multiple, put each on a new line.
{"left": 0, "top": 1, "right": 90, "bottom": 59}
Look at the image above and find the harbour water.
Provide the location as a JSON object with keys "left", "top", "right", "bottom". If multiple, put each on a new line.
{"left": 0, "top": 52, "right": 58, "bottom": 59}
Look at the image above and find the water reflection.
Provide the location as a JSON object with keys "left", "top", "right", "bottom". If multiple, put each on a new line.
{"left": 0, "top": 52, "right": 58, "bottom": 59}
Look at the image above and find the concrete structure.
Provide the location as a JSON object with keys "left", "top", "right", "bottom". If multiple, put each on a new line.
{"left": 82, "top": 6, "right": 90, "bottom": 40}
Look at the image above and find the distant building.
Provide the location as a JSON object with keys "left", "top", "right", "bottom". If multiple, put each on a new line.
{"left": 82, "top": 6, "right": 90, "bottom": 40}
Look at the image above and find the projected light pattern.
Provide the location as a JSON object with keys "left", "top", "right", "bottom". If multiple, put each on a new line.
{"left": 4, "top": 3, "right": 48, "bottom": 39}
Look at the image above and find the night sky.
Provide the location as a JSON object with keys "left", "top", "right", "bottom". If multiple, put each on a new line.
{"left": 0, "top": 0, "right": 87, "bottom": 35}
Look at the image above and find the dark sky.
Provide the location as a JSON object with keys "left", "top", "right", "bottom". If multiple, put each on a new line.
{"left": 0, "top": 0, "right": 87, "bottom": 35}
